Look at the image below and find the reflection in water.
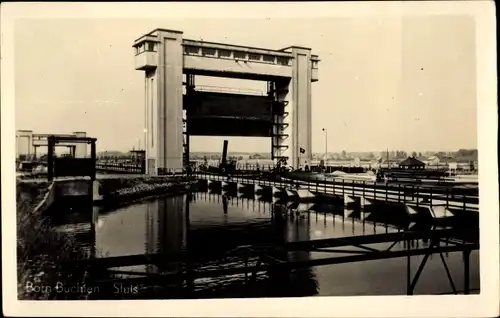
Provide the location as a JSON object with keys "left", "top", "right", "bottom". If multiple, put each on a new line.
{"left": 53, "top": 190, "right": 480, "bottom": 297}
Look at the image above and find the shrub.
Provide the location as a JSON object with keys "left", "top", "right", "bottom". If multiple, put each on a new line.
{"left": 17, "top": 182, "right": 90, "bottom": 300}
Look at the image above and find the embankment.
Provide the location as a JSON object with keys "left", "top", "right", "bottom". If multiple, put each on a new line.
{"left": 96, "top": 175, "right": 198, "bottom": 209}
{"left": 16, "top": 181, "right": 91, "bottom": 300}
{"left": 16, "top": 175, "right": 198, "bottom": 299}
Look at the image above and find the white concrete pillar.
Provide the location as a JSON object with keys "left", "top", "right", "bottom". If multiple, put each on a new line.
{"left": 16, "top": 130, "right": 34, "bottom": 158}
{"left": 155, "top": 30, "right": 184, "bottom": 174}
{"left": 281, "top": 47, "right": 313, "bottom": 169}
{"left": 138, "top": 30, "right": 184, "bottom": 175}
{"left": 145, "top": 69, "right": 157, "bottom": 175}
{"left": 73, "top": 132, "right": 87, "bottom": 158}
{"left": 92, "top": 180, "right": 103, "bottom": 201}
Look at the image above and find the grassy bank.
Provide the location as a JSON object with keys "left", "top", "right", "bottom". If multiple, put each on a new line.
{"left": 16, "top": 181, "right": 93, "bottom": 300}
{"left": 16, "top": 175, "right": 198, "bottom": 299}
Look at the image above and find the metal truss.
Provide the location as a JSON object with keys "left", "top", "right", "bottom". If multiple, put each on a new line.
{"left": 76, "top": 225, "right": 477, "bottom": 296}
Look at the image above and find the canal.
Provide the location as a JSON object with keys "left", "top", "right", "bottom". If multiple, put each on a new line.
{"left": 51, "top": 190, "right": 480, "bottom": 298}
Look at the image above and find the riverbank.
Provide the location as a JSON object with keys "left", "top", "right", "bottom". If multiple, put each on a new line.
{"left": 16, "top": 181, "right": 92, "bottom": 300}
{"left": 16, "top": 175, "right": 198, "bottom": 300}
{"left": 96, "top": 175, "right": 198, "bottom": 209}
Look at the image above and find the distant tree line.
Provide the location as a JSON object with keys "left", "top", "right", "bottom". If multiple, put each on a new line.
{"left": 96, "top": 148, "right": 477, "bottom": 163}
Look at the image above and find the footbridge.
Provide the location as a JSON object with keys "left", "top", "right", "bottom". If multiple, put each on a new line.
{"left": 194, "top": 173, "right": 480, "bottom": 219}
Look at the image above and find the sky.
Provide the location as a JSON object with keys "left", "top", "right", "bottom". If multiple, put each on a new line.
{"left": 14, "top": 15, "right": 477, "bottom": 154}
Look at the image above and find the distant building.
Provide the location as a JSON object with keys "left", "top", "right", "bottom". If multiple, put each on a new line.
{"left": 398, "top": 157, "right": 425, "bottom": 170}
{"left": 427, "top": 155, "right": 440, "bottom": 165}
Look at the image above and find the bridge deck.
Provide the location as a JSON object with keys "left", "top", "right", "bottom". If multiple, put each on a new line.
{"left": 196, "top": 174, "right": 479, "bottom": 212}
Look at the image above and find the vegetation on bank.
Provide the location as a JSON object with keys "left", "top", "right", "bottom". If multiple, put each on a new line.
{"left": 16, "top": 181, "right": 92, "bottom": 300}
{"left": 97, "top": 175, "right": 197, "bottom": 206}
{"left": 16, "top": 175, "right": 197, "bottom": 299}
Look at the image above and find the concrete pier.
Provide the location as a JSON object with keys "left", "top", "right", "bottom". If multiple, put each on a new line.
{"left": 344, "top": 194, "right": 359, "bottom": 208}
{"left": 296, "top": 188, "right": 315, "bottom": 201}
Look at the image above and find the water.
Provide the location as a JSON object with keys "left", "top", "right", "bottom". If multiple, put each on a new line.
{"left": 54, "top": 191, "right": 480, "bottom": 298}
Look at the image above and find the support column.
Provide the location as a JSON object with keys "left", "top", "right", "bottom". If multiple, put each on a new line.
{"left": 463, "top": 249, "right": 471, "bottom": 294}
{"left": 281, "top": 47, "right": 313, "bottom": 169}
{"left": 155, "top": 30, "right": 184, "bottom": 174}
{"left": 47, "top": 136, "right": 55, "bottom": 181}
{"left": 16, "top": 130, "right": 34, "bottom": 159}
{"left": 183, "top": 73, "right": 195, "bottom": 169}
{"left": 90, "top": 140, "right": 96, "bottom": 181}
{"left": 73, "top": 132, "right": 87, "bottom": 158}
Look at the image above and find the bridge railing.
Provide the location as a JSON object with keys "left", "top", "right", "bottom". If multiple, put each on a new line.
{"left": 96, "top": 161, "right": 145, "bottom": 174}
{"left": 194, "top": 173, "right": 479, "bottom": 211}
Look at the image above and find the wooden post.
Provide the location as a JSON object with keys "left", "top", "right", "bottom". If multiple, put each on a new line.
{"left": 398, "top": 184, "right": 401, "bottom": 203}
{"left": 429, "top": 188, "right": 433, "bottom": 208}
{"left": 90, "top": 140, "right": 97, "bottom": 181}
{"left": 463, "top": 249, "right": 470, "bottom": 294}
{"left": 47, "top": 136, "right": 54, "bottom": 181}
{"left": 446, "top": 188, "right": 449, "bottom": 208}
{"left": 416, "top": 186, "right": 420, "bottom": 207}
{"left": 403, "top": 185, "right": 406, "bottom": 203}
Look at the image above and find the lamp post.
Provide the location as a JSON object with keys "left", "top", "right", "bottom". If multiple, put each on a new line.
{"left": 143, "top": 128, "right": 147, "bottom": 174}
{"left": 322, "top": 128, "right": 328, "bottom": 167}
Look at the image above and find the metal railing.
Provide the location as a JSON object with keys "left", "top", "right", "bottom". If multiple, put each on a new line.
{"left": 96, "top": 162, "right": 145, "bottom": 174}
{"left": 194, "top": 173, "right": 479, "bottom": 212}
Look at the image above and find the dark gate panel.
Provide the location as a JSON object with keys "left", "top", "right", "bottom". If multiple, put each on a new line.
{"left": 187, "top": 118, "right": 272, "bottom": 137}
{"left": 184, "top": 91, "right": 273, "bottom": 136}
{"left": 54, "top": 158, "right": 95, "bottom": 178}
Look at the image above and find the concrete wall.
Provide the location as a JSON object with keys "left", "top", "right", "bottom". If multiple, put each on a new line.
{"left": 135, "top": 51, "right": 157, "bottom": 69}
{"left": 55, "top": 179, "right": 92, "bottom": 198}
{"left": 32, "top": 182, "right": 56, "bottom": 214}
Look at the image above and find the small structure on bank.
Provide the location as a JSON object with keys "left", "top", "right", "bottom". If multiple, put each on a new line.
{"left": 398, "top": 157, "right": 426, "bottom": 170}
{"left": 47, "top": 135, "right": 97, "bottom": 181}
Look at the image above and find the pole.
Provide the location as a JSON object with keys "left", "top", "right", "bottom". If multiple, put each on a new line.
{"left": 323, "top": 128, "right": 328, "bottom": 166}
{"left": 326, "top": 131, "right": 328, "bottom": 164}
{"left": 387, "top": 148, "right": 390, "bottom": 168}
{"left": 143, "top": 128, "right": 147, "bottom": 174}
